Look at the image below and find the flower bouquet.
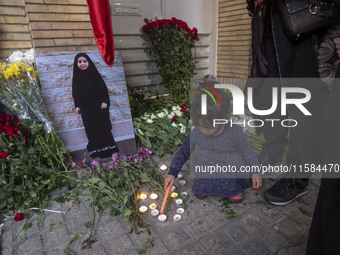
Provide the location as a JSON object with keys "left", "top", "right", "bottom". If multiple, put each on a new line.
{"left": 142, "top": 18, "right": 199, "bottom": 105}
{"left": 133, "top": 104, "right": 191, "bottom": 157}
{"left": 0, "top": 50, "right": 52, "bottom": 132}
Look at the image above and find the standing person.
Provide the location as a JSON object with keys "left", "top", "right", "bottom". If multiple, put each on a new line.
{"left": 306, "top": 22, "right": 340, "bottom": 255}
{"left": 164, "top": 89, "right": 262, "bottom": 201}
{"left": 246, "top": 0, "right": 330, "bottom": 205}
{"left": 72, "top": 52, "right": 119, "bottom": 159}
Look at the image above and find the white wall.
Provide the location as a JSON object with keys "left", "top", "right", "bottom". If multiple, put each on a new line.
{"left": 109, "top": 0, "right": 218, "bottom": 94}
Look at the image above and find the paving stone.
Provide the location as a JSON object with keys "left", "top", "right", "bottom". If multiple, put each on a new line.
{"left": 204, "top": 207, "right": 230, "bottom": 228}
{"left": 105, "top": 234, "right": 135, "bottom": 254}
{"left": 260, "top": 227, "right": 290, "bottom": 250}
{"left": 177, "top": 242, "right": 208, "bottom": 255}
{"left": 241, "top": 214, "right": 266, "bottom": 233}
{"left": 1, "top": 246, "right": 13, "bottom": 255}
{"left": 190, "top": 198, "right": 215, "bottom": 214}
{"left": 97, "top": 219, "right": 126, "bottom": 241}
{"left": 17, "top": 234, "right": 43, "bottom": 255}
{"left": 1, "top": 228, "right": 13, "bottom": 245}
{"left": 70, "top": 239, "right": 107, "bottom": 255}
{"left": 241, "top": 238, "right": 274, "bottom": 255}
{"left": 222, "top": 221, "right": 250, "bottom": 243}
{"left": 256, "top": 206, "right": 286, "bottom": 224}
{"left": 44, "top": 224, "right": 69, "bottom": 247}
{"left": 199, "top": 231, "right": 236, "bottom": 254}
{"left": 185, "top": 218, "right": 212, "bottom": 238}
{"left": 129, "top": 238, "right": 168, "bottom": 255}
{"left": 284, "top": 206, "right": 313, "bottom": 226}
{"left": 275, "top": 217, "right": 303, "bottom": 238}
{"left": 161, "top": 229, "right": 191, "bottom": 248}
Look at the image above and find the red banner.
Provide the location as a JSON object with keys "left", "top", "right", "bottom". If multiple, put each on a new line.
{"left": 86, "top": 0, "right": 114, "bottom": 66}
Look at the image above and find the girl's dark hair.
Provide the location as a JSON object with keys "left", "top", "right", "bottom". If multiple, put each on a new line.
{"left": 191, "top": 87, "right": 231, "bottom": 128}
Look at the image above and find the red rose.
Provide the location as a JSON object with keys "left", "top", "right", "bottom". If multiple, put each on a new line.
{"left": 14, "top": 118, "right": 20, "bottom": 125}
{"left": 172, "top": 116, "right": 178, "bottom": 121}
{"left": 6, "top": 129, "right": 14, "bottom": 137}
{"left": 181, "top": 104, "right": 188, "bottom": 109}
{"left": 14, "top": 212, "right": 24, "bottom": 221}
{"left": 5, "top": 115, "right": 11, "bottom": 122}
{"left": 23, "top": 131, "right": 31, "bottom": 137}
{"left": 0, "top": 151, "right": 9, "bottom": 159}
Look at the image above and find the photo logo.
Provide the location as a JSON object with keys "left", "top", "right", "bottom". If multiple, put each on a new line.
{"left": 199, "top": 82, "right": 222, "bottom": 115}
{"left": 201, "top": 84, "right": 311, "bottom": 116}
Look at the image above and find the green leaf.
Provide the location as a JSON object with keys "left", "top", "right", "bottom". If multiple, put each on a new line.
{"left": 22, "top": 222, "right": 33, "bottom": 231}
{"left": 49, "top": 222, "right": 62, "bottom": 231}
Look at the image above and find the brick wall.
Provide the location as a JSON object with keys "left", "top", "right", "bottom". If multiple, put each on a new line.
{"left": 217, "top": 0, "right": 252, "bottom": 88}
{"left": 0, "top": 0, "right": 97, "bottom": 58}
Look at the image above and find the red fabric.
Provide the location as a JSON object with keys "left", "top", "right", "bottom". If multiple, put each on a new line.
{"left": 86, "top": 0, "right": 114, "bottom": 66}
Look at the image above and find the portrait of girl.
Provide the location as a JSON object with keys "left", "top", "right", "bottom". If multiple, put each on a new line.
{"left": 72, "top": 52, "right": 119, "bottom": 159}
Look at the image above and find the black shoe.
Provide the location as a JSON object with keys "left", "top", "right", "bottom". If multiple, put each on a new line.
{"left": 264, "top": 178, "right": 309, "bottom": 206}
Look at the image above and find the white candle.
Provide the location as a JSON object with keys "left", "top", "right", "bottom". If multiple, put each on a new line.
{"left": 150, "top": 193, "right": 158, "bottom": 200}
{"left": 160, "top": 164, "right": 167, "bottom": 171}
{"left": 173, "top": 214, "right": 182, "bottom": 222}
{"left": 176, "top": 208, "right": 185, "bottom": 214}
{"left": 171, "top": 185, "right": 176, "bottom": 191}
{"left": 178, "top": 180, "right": 186, "bottom": 186}
{"left": 181, "top": 192, "right": 188, "bottom": 197}
{"left": 177, "top": 173, "right": 183, "bottom": 178}
{"left": 175, "top": 199, "right": 183, "bottom": 207}
{"left": 158, "top": 214, "right": 167, "bottom": 222}
{"left": 149, "top": 203, "right": 157, "bottom": 209}
{"left": 151, "top": 209, "right": 159, "bottom": 216}
{"left": 140, "top": 193, "right": 147, "bottom": 200}
{"left": 170, "top": 192, "right": 178, "bottom": 198}
{"left": 139, "top": 206, "right": 148, "bottom": 213}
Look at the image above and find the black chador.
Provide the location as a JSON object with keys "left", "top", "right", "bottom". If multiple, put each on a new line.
{"left": 72, "top": 52, "right": 119, "bottom": 158}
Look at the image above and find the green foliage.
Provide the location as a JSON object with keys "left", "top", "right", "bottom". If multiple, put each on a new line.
{"left": 142, "top": 18, "right": 198, "bottom": 105}
{"left": 218, "top": 199, "right": 238, "bottom": 220}
{"left": 0, "top": 117, "right": 72, "bottom": 215}
{"left": 133, "top": 105, "right": 191, "bottom": 157}
{"left": 137, "top": 238, "right": 154, "bottom": 254}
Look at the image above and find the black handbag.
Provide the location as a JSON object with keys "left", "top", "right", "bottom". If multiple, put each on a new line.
{"left": 278, "top": 0, "right": 340, "bottom": 40}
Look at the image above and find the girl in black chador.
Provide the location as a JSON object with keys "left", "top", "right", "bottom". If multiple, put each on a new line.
{"left": 72, "top": 52, "right": 119, "bottom": 159}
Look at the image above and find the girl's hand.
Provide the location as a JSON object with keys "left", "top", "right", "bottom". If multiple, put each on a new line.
{"left": 164, "top": 174, "right": 175, "bottom": 189}
{"left": 75, "top": 107, "right": 81, "bottom": 114}
{"left": 252, "top": 174, "right": 262, "bottom": 189}
{"left": 101, "top": 103, "right": 107, "bottom": 109}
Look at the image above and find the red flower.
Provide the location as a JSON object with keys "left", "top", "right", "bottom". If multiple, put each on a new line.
{"left": 172, "top": 116, "right": 178, "bottom": 121}
{"left": 14, "top": 212, "right": 24, "bottom": 221}
{"left": 14, "top": 118, "right": 20, "bottom": 125}
{"left": 181, "top": 104, "right": 188, "bottom": 109}
{"left": 5, "top": 115, "right": 11, "bottom": 122}
{"left": 23, "top": 131, "right": 31, "bottom": 137}
{"left": 0, "top": 151, "right": 9, "bottom": 159}
{"left": 6, "top": 129, "right": 15, "bottom": 137}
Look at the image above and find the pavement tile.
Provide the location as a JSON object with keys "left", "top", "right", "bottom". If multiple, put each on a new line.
{"left": 44, "top": 224, "right": 69, "bottom": 247}
{"left": 199, "top": 230, "right": 236, "bottom": 255}
{"left": 1, "top": 227, "right": 13, "bottom": 246}
{"left": 0, "top": 246, "right": 13, "bottom": 255}
{"left": 16, "top": 234, "right": 43, "bottom": 255}
{"left": 241, "top": 238, "right": 274, "bottom": 255}
{"left": 161, "top": 229, "right": 191, "bottom": 248}
{"left": 97, "top": 219, "right": 126, "bottom": 241}
{"left": 275, "top": 217, "right": 303, "bottom": 238}
{"left": 104, "top": 234, "right": 135, "bottom": 255}
{"left": 260, "top": 227, "right": 290, "bottom": 250}
{"left": 176, "top": 242, "right": 208, "bottom": 255}
{"left": 185, "top": 217, "right": 212, "bottom": 238}
{"left": 221, "top": 221, "right": 250, "bottom": 243}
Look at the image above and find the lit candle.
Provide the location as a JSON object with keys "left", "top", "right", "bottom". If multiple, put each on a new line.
{"left": 175, "top": 199, "right": 183, "bottom": 207}
{"left": 176, "top": 208, "right": 185, "bottom": 214}
{"left": 177, "top": 173, "right": 183, "bottom": 178}
{"left": 173, "top": 214, "right": 182, "bottom": 222}
{"left": 171, "top": 185, "right": 176, "bottom": 191}
{"left": 149, "top": 203, "right": 157, "bottom": 209}
{"left": 160, "top": 164, "right": 167, "bottom": 171}
{"left": 170, "top": 192, "right": 178, "bottom": 198}
{"left": 178, "top": 180, "right": 186, "bottom": 186}
{"left": 150, "top": 193, "right": 158, "bottom": 200}
{"left": 151, "top": 209, "right": 159, "bottom": 216}
{"left": 158, "top": 214, "right": 167, "bottom": 222}
{"left": 139, "top": 206, "right": 148, "bottom": 213}
{"left": 181, "top": 192, "right": 188, "bottom": 197}
{"left": 140, "top": 193, "right": 148, "bottom": 200}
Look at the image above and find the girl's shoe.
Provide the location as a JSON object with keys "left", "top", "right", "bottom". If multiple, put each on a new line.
{"left": 194, "top": 194, "right": 207, "bottom": 199}
{"left": 228, "top": 192, "right": 244, "bottom": 203}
